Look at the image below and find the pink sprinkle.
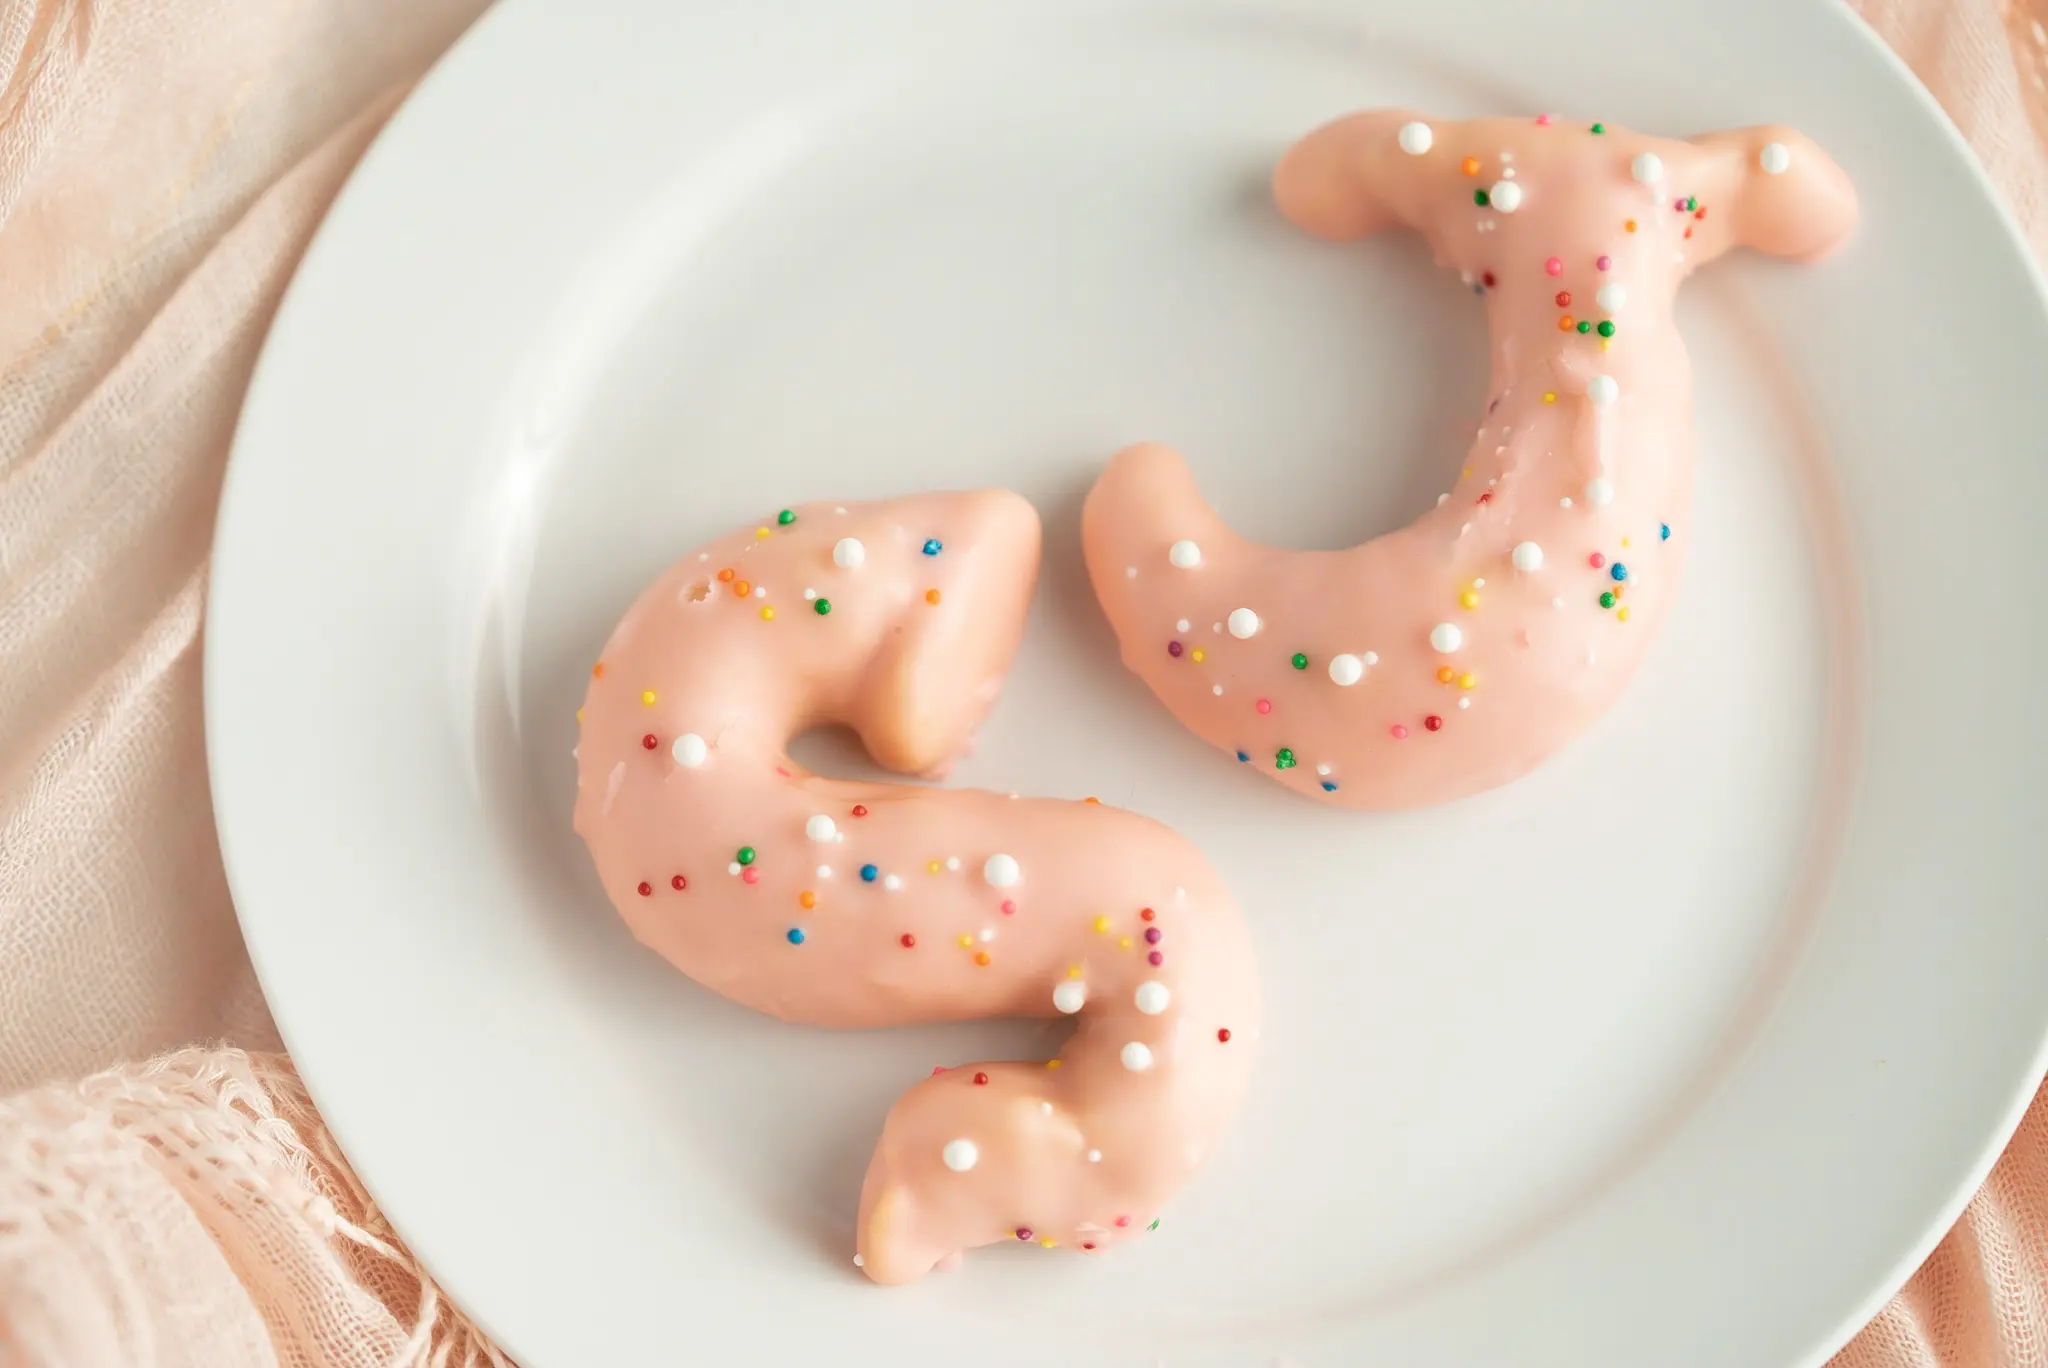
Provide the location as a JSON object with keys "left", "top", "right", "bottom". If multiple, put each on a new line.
{"left": 1674, "top": 197, "right": 1687, "bottom": 212}
{"left": 1147, "top": 951, "right": 1164, "bottom": 966}
{"left": 1255, "top": 698, "right": 1273, "bottom": 715}
{"left": 931, "top": 1066, "right": 947, "bottom": 1076}
{"left": 1390, "top": 724, "right": 1409, "bottom": 740}
{"left": 1535, "top": 113, "right": 1552, "bottom": 126}
{"left": 741, "top": 866, "right": 760, "bottom": 885}
{"left": 1589, "top": 552, "right": 1606, "bottom": 569}
{"left": 1115, "top": 1216, "right": 1131, "bottom": 1228}
{"left": 1000, "top": 899, "right": 1017, "bottom": 916}
{"left": 1596, "top": 255, "right": 1612, "bottom": 271}
{"left": 1545, "top": 256, "right": 1563, "bottom": 276}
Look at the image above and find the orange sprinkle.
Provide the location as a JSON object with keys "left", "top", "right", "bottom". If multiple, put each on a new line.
{"left": 1625, "top": 219, "right": 1638, "bottom": 233}
{"left": 925, "top": 589, "right": 941, "bottom": 605}
{"left": 974, "top": 951, "right": 991, "bottom": 967}
{"left": 1083, "top": 796, "right": 1100, "bottom": 804}
{"left": 716, "top": 568, "right": 734, "bottom": 583}
{"left": 733, "top": 579, "right": 751, "bottom": 597}
{"left": 1558, "top": 315, "right": 1576, "bottom": 332}
{"left": 592, "top": 662, "right": 605, "bottom": 679}
{"left": 1437, "top": 666, "right": 1455, "bottom": 684}
{"left": 798, "top": 890, "right": 816, "bottom": 909}
{"left": 1046, "top": 1059, "right": 1062, "bottom": 1070}
{"left": 1460, "top": 156, "right": 1480, "bottom": 176}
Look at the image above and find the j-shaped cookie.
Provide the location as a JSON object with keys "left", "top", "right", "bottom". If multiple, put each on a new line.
{"left": 1083, "top": 112, "right": 1856, "bottom": 809}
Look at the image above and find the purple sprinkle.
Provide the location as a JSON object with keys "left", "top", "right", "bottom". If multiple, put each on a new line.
{"left": 1673, "top": 197, "right": 1686, "bottom": 212}
{"left": 1144, "top": 927, "right": 1162, "bottom": 944}
{"left": 1147, "top": 951, "right": 1164, "bottom": 966}
{"left": 1167, "top": 640, "right": 1183, "bottom": 657}
{"left": 1016, "top": 1227, "right": 1033, "bottom": 1241}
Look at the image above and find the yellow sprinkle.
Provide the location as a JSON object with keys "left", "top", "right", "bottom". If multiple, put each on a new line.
{"left": 755, "top": 527, "right": 770, "bottom": 539}
{"left": 1093, "top": 916, "right": 1110, "bottom": 934}
{"left": 1190, "top": 647, "right": 1206, "bottom": 663}
{"left": 1543, "top": 391, "right": 1557, "bottom": 404}
{"left": 760, "top": 606, "right": 775, "bottom": 620}
{"left": 1600, "top": 339, "right": 1612, "bottom": 353}
{"left": 958, "top": 934, "right": 974, "bottom": 948}
{"left": 1617, "top": 606, "right": 1631, "bottom": 622}
{"left": 1038, "top": 1237, "right": 1057, "bottom": 1248}
{"left": 1459, "top": 590, "right": 1480, "bottom": 610}
{"left": 1119, "top": 936, "right": 1133, "bottom": 950}
{"left": 927, "top": 860, "right": 941, "bottom": 874}
{"left": 1067, "top": 964, "right": 1083, "bottom": 978}
{"left": 1621, "top": 537, "right": 1632, "bottom": 548}
{"left": 1046, "top": 1059, "right": 1062, "bottom": 1070}
{"left": 1459, "top": 672, "right": 1476, "bottom": 689}
{"left": 640, "top": 690, "right": 656, "bottom": 706}
{"left": 1462, "top": 466, "right": 1472, "bottom": 478}
{"left": 575, "top": 708, "right": 583, "bottom": 722}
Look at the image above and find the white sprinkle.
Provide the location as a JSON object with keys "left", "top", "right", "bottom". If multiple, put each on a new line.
{"left": 978, "top": 927, "right": 994, "bottom": 942}
{"left": 1227, "top": 608, "right": 1260, "bottom": 639}
{"left": 1552, "top": 596, "right": 1565, "bottom": 610}
{"left": 1512, "top": 541, "right": 1544, "bottom": 572}
{"left": 1168, "top": 539, "right": 1203, "bottom": 569}
{"left": 1631, "top": 151, "right": 1664, "bottom": 184}
{"left": 1176, "top": 618, "right": 1190, "bottom": 632}
{"left": 984, "top": 853, "right": 1021, "bottom": 887}
{"left": 753, "top": 585, "right": 766, "bottom": 598}
{"left": 1458, "top": 697, "right": 1471, "bottom": 710}
{"left": 1596, "top": 282, "right": 1627, "bottom": 313}
{"left": 602, "top": 762, "right": 625, "bottom": 815}
{"left": 1587, "top": 647, "right": 1599, "bottom": 665}
{"left": 1759, "top": 141, "right": 1791, "bottom": 175}
{"left": 853, "top": 1254, "right": 864, "bottom": 1267}
{"left": 1328, "top": 653, "right": 1365, "bottom": 686}
{"left": 805, "top": 814, "right": 837, "bottom": 842}
{"left": 1054, "top": 980, "right": 1088, "bottom": 1014}
{"left": 832, "top": 538, "right": 865, "bottom": 568}
{"left": 1087, "top": 1149, "right": 1102, "bottom": 1163}
{"left": 946, "top": 857, "right": 960, "bottom": 871}
{"left": 672, "top": 733, "right": 709, "bottom": 768}
{"left": 1212, "top": 621, "right": 1222, "bottom": 633}
{"left": 1212, "top": 685, "right": 1223, "bottom": 695}
{"left": 1437, "top": 492, "right": 1450, "bottom": 506}
{"left": 1430, "top": 622, "right": 1463, "bottom": 653}
{"left": 1362, "top": 651, "right": 1379, "bottom": 666}
{"left": 1397, "top": 121, "right": 1433, "bottom": 155}
{"left": 728, "top": 862, "right": 741, "bottom": 876}
{"left": 1120, "top": 1042, "right": 1154, "bottom": 1073}
{"left": 1588, "top": 374, "right": 1619, "bottom": 405}
{"left": 1488, "top": 179, "right": 1523, "bottom": 213}
{"left": 1126, "top": 565, "right": 1137, "bottom": 579}
{"left": 1316, "top": 763, "right": 1331, "bottom": 776}
{"left": 817, "top": 865, "right": 832, "bottom": 878}
{"left": 883, "top": 874, "right": 902, "bottom": 890}
{"left": 1560, "top": 497, "right": 1574, "bottom": 509}
{"left": 1473, "top": 577, "right": 1486, "bottom": 589}
{"left": 941, "top": 1139, "right": 979, "bottom": 1172}
{"left": 1134, "top": 982, "right": 1171, "bottom": 1015}
{"left": 1584, "top": 476, "right": 1616, "bottom": 507}
{"left": 1041, "top": 1101, "right": 1053, "bottom": 1115}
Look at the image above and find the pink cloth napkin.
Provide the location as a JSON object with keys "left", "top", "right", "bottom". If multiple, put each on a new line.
{"left": 1, "top": 1, "right": 2042, "bottom": 1363}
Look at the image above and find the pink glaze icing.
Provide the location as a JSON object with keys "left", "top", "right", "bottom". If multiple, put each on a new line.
{"left": 1084, "top": 112, "right": 1857, "bottom": 809}
{"left": 572, "top": 490, "right": 1259, "bottom": 1284}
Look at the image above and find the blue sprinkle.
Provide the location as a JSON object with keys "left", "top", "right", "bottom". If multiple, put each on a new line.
{"left": 1235, "top": 750, "right": 1250, "bottom": 763}
{"left": 922, "top": 539, "right": 943, "bottom": 556}
{"left": 1660, "top": 523, "right": 1672, "bottom": 541}
{"left": 1610, "top": 563, "right": 1628, "bottom": 581}
{"left": 786, "top": 928, "right": 806, "bottom": 945}
{"left": 1321, "top": 781, "right": 1338, "bottom": 792}
{"left": 860, "top": 864, "right": 879, "bottom": 882}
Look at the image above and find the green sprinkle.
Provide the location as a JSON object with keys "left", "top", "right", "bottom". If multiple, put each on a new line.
{"left": 1576, "top": 320, "right": 1592, "bottom": 334}
{"left": 1686, "top": 196, "right": 1697, "bottom": 212}
{"left": 814, "top": 598, "right": 832, "bottom": 615}
{"left": 1275, "top": 748, "right": 1297, "bottom": 770}
{"left": 1590, "top": 123, "right": 1605, "bottom": 135}
{"left": 1597, "top": 320, "right": 1615, "bottom": 338}
{"left": 1599, "top": 592, "right": 1617, "bottom": 609}
{"left": 1290, "top": 653, "right": 1308, "bottom": 670}
{"left": 1473, "top": 188, "right": 1490, "bottom": 207}
{"left": 738, "top": 846, "right": 757, "bottom": 865}
{"left": 777, "top": 509, "right": 796, "bottom": 525}
{"left": 1149, "top": 1218, "right": 1160, "bottom": 1231}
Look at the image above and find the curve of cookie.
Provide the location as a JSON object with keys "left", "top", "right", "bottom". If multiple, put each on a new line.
{"left": 573, "top": 490, "right": 1260, "bottom": 1284}
{"left": 1084, "top": 112, "right": 1857, "bottom": 810}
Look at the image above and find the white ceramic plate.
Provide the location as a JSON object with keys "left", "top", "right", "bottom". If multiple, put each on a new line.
{"left": 208, "top": 1, "right": 2048, "bottom": 1364}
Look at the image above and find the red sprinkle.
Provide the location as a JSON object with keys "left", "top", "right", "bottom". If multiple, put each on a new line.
{"left": 1000, "top": 899, "right": 1017, "bottom": 916}
{"left": 1218, "top": 1028, "right": 1232, "bottom": 1043}
{"left": 1555, "top": 291, "right": 1571, "bottom": 308}
{"left": 851, "top": 804, "right": 869, "bottom": 817}
{"left": 931, "top": 1066, "right": 947, "bottom": 1076}
{"left": 1255, "top": 698, "right": 1273, "bottom": 715}
{"left": 1481, "top": 270, "right": 1497, "bottom": 288}
{"left": 900, "top": 933, "right": 916, "bottom": 948}
{"left": 670, "top": 874, "right": 687, "bottom": 891}
{"left": 1115, "top": 1216, "right": 1131, "bottom": 1228}
{"left": 636, "top": 882, "right": 652, "bottom": 897}
{"left": 1424, "top": 715, "right": 1445, "bottom": 732}
{"left": 1082, "top": 1242, "right": 1097, "bottom": 1251}
{"left": 641, "top": 733, "right": 657, "bottom": 750}
{"left": 1477, "top": 491, "right": 1493, "bottom": 505}
{"left": 973, "top": 1072, "right": 989, "bottom": 1086}
{"left": 1147, "top": 951, "right": 1164, "bottom": 966}
{"left": 1140, "top": 908, "right": 1156, "bottom": 922}
{"left": 741, "top": 867, "right": 760, "bottom": 885}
